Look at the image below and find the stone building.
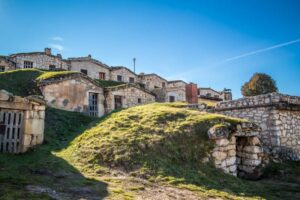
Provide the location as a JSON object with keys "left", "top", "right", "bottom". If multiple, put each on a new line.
{"left": 68, "top": 55, "right": 110, "bottom": 80}
{"left": 166, "top": 80, "right": 187, "bottom": 102}
{"left": 213, "top": 93, "right": 300, "bottom": 161}
{"left": 0, "top": 56, "right": 16, "bottom": 72}
{"left": 138, "top": 73, "right": 168, "bottom": 102}
{"left": 110, "top": 66, "right": 137, "bottom": 83}
{"left": 208, "top": 122, "right": 265, "bottom": 178}
{"left": 105, "top": 84, "right": 155, "bottom": 113}
{"left": 9, "top": 48, "right": 69, "bottom": 70}
{"left": 0, "top": 90, "right": 45, "bottom": 153}
{"left": 38, "top": 73, "right": 105, "bottom": 117}
{"left": 198, "top": 87, "right": 232, "bottom": 102}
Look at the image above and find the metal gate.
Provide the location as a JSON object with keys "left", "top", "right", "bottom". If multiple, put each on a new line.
{"left": 0, "top": 109, "right": 24, "bottom": 153}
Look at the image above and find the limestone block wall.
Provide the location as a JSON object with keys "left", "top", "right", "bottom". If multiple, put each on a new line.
{"left": 166, "top": 81, "right": 186, "bottom": 102}
{"left": 0, "top": 56, "right": 16, "bottom": 71}
{"left": 10, "top": 53, "right": 69, "bottom": 70}
{"left": 105, "top": 84, "right": 155, "bottom": 113}
{"left": 214, "top": 93, "right": 300, "bottom": 160}
{"left": 40, "top": 76, "right": 105, "bottom": 117}
{"left": 110, "top": 67, "right": 138, "bottom": 83}
{"left": 69, "top": 58, "right": 110, "bottom": 80}
{"left": 208, "top": 122, "right": 265, "bottom": 178}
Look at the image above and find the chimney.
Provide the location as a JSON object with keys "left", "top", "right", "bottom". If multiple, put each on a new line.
{"left": 45, "top": 48, "right": 51, "bottom": 55}
{"left": 57, "top": 54, "right": 62, "bottom": 59}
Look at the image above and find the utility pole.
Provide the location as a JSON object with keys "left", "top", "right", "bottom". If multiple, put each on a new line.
{"left": 133, "top": 57, "right": 136, "bottom": 73}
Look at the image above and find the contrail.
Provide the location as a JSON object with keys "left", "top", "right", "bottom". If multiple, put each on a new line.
{"left": 221, "top": 38, "right": 300, "bottom": 63}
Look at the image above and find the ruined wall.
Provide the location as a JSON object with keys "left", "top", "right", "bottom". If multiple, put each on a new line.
{"left": 110, "top": 68, "right": 137, "bottom": 83}
{"left": 0, "top": 57, "right": 15, "bottom": 72}
{"left": 208, "top": 122, "right": 265, "bottom": 178}
{"left": 214, "top": 93, "right": 300, "bottom": 160}
{"left": 40, "top": 77, "right": 105, "bottom": 117}
{"left": 105, "top": 85, "right": 155, "bottom": 113}
{"left": 166, "top": 81, "right": 186, "bottom": 102}
{"left": 10, "top": 53, "right": 69, "bottom": 70}
{"left": 69, "top": 58, "right": 110, "bottom": 80}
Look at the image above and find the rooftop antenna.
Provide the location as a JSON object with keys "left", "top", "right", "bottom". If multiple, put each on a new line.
{"left": 133, "top": 57, "right": 136, "bottom": 73}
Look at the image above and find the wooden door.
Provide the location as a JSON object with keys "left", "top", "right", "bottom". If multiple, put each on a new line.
{"left": 114, "top": 95, "right": 123, "bottom": 110}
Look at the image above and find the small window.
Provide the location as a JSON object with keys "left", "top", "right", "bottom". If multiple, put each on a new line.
{"left": 81, "top": 69, "right": 88, "bottom": 75}
{"left": 162, "top": 82, "right": 166, "bottom": 88}
{"left": 0, "top": 66, "right": 5, "bottom": 72}
{"left": 49, "top": 65, "right": 56, "bottom": 71}
{"left": 138, "top": 98, "right": 142, "bottom": 104}
{"left": 169, "top": 96, "right": 175, "bottom": 102}
{"left": 206, "top": 93, "right": 211, "bottom": 97}
{"left": 99, "top": 72, "right": 106, "bottom": 80}
{"left": 129, "top": 77, "right": 135, "bottom": 83}
{"left": 117, "top": 75, "right": 122, "bottom": 82}
{"left": 24, "top": 61, "right": 33, "bottom": 68}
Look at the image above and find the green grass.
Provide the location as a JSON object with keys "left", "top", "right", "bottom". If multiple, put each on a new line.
{"left": 0, "top": 69, "right": 80, "bottom": 97}
{"left": 94, "top": 79, "right": 125, "bottom": 87}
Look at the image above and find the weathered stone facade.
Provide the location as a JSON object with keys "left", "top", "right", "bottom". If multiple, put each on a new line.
{"left": 110, "top": 66, "right": 138, "bottom": 83}
{"left": 105, "top": 84, "right": 155, "bottom": 113}
{"left": 198, "top": 87, "right": 232, "bottom": 101}
{"left": 0, "top": 90, "right": 45, "bottom": 153}
{"left": 166, "top": 80, "right": 187, "bottom": 102}
{"left": 68, "top": 56, "right": 110, "bottom": 80}
{"left": 39, "top": 73, "right": 105, "bottom": 117}
{"left": 214, "top": 93, "right": 300, "bottom": 160}
{"left": 208, "top": 122, "right": 265, "bottom": 178}
{"left": 9, "top": 48, "right": 69, "bottom": 70}
{"left": 0, "top": 56, "right": 16, "bottom": 72}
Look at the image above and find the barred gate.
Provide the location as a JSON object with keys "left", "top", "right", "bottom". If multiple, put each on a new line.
{"left": 0, "top": 109, "right": 24, "bottom": 153}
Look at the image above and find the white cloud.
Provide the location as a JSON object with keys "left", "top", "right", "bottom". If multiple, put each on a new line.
{"left": 49, "top": 44, "right": 64, "bottom": 51}
{"left": 51, "top": 36, "right": 64, "bottom": 42}
{"left": 221, "top": 38, "right": 300, "bottom": 63}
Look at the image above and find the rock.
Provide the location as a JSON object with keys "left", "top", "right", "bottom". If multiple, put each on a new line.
{"left": 212, "top": 151, "right": 227, "bottom": 161}
{"left": 0, "top": 90, "right": 12, "bottom": 101}
{"left": 216, "top": 138, "right": 230, "bottom": 147}
{"left": 228, "top": 149, "right": 236, "bottom": 157}
{"left": 225, "top": 157, "right": 236, "bottom": 166}
{"left": 243, "top": 146, "right": 263, "bottom": 154}
{"left": 248, "top": 137, "right": 260, "bottom": 146}
{"left": 243, "top": 159, "right": 261, "bottom": 166}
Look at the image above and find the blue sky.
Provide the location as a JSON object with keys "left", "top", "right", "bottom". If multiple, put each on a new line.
{"left": 1, "top": 0, "right": 300, "bottom": 98}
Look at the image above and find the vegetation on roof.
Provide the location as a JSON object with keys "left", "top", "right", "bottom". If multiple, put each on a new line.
{"left": 94, "top": 79, "right": 125, "bottom": 88}
{"left": 0, "top": 69, "right": 80, "bottom": 96}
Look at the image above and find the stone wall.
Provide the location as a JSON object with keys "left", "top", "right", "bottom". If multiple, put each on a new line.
{"left": 138, "top": 73, "right": 167, "bottom": 91}
{"left": 9, "top": 50, "right": 69, "bottom": 70}
{"left": 39, "top": 74, "right": 105, "bottom": 117}
{"left": 110, "top": 67, "right": 138, "bottom": 83}
{"left": 105, "top": 84, "right": 155, "bottom": 113}
{"left": 213, "top": 93, "right": 300, "bottom": 160}
{"left": 0, "top": 56, "right": 16, "bottom": 72}
{"left": 69, "top": 57, "right": 110, "bottom": 80}
{"left": 0, "top": 90, "right": 45, "bottom": 153}
{"left": 166, "top": 81, "right": 186, "bottom": 102}
{"left": 208, "top": 122, "right": 265, "bottom": 178}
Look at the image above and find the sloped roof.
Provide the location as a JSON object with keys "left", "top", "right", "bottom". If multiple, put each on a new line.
{"left": 138, "top": 73, "right": 168, "bottom": 82}
{"left": 110, "top": 66, "right": 137, "bottom": 76}
{"left": 105, "top": 83, "right": 155, "bottom": 96}
{"left": 167, "top": 80, "right": 187, "bottom": 84}
{"left": 68, "top": 56, "right": 110, "bottom": 69}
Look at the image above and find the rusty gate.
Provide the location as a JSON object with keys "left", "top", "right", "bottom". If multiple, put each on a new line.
{"left": 0, "top": 109, "right": 24, "bottom": 153}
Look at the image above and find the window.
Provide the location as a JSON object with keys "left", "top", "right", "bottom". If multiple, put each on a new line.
{"left": 117, "top": 75, "right": 122, "bottom": 82}
{"left": 24, "top": 61, "right": 33, "bottom": 68}
{"left": 206, "top": 93, "right": 211, "bottom": 97}
{"left": 114, "top": 95, "right": 123, "bottom": 110}
{"left": 169, "top": 96, "right": 175, "bottom": 102}
{"left": 81, "top": 69, "right": 88, "bottom": 75}
{"left": 49, "top": 65, "right": 56, "bottom": 71}
{"left": 129, "top": 77, "right": 135, "bottom": 83}
{"left": 99, "top": 72, "right": 106, "bottom": 80}
{"left": 138, "top": 98, "right": 142, "bottom": 104}
{"left": 88, "top": 93, "right": 98, "bottom": 117}
{"left": 162, "top": 82, "right": 166, "bottom": 88}
{"left": 0, "top": 66, "right": 5, "bottom": 72}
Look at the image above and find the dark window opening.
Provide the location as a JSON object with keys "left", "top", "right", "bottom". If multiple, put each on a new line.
{"left": 162, "top": 82, "right": 166, "bottom": 88}
{"left": 81, "top": 69, "right": 88, "bottom": 75}
{"left": 117, "top": 75, "right": 122, "bottom": 82}
{"left": 0, "top": 66, "right": 5, "bottom": 72}
{"left": 88, "top": 93, "right": 98, "bottom": 117}
{"left": 129, "top": 77, "right": 135, "bottom": 83}
{"left": 169, "top": 96, "right": 175, "bottom": 102}
{"left": 49, "top": 65, "right": 56, "bottom": 71}
{"left": 99, "top": 72, "right": 106, "bottom": 80}
{"left": 138, "top": 98, "right": 142, "bottom": 104}
{"left": 24, "top": 61, "right": 33, "bottom": 68}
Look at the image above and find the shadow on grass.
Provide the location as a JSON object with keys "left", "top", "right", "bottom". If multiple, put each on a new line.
{"left": 0, "top": 108, "right": 110, "bottom": 200}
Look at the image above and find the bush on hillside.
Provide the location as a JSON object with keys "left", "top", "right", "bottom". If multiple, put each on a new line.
{"left": 241, "top": 73, "right": 278, "bottom": 97}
